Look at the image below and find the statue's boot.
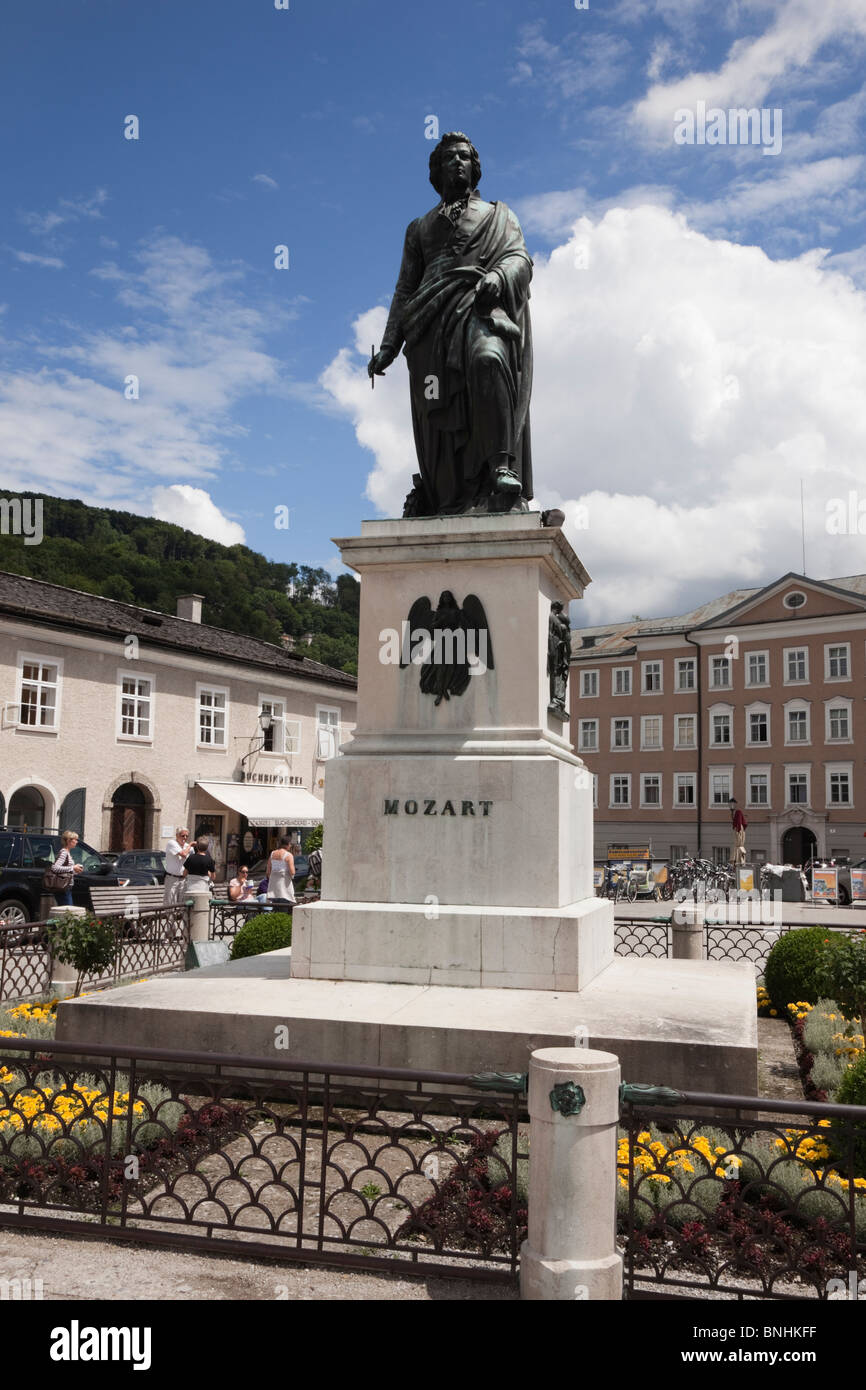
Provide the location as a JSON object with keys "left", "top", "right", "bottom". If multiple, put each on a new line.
{"left": 490, "top": 454, "right": 522, "bottom": 496}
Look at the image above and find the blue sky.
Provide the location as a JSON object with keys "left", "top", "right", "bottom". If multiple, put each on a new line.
{"left": 2, "top": 0, "right": 866, "bottom": 621}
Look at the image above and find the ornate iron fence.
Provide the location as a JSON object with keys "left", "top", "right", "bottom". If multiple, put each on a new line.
{"left": 0, "top": 908, "right": 189, "bottom": 1004}
{"left": 0, "top": 1037, "right": 528, "bottom": 1281}
{"left": 614, "top": 919, "right": 669, "bottom": 959}
{"left": 619, "top": 1086, "right": 866, "bottom": 1300}
{"left": 209, "top": 901, "right": 264, "bottom": 940}
{"left": 614, "top": 916, "right": 854, "bottom": 977}
{"left": 0, "top": 923, "right": 52, "bottom": 1003}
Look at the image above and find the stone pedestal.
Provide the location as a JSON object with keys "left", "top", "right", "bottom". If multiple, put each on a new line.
{"left": 57, "top": 511, "right": 758, "bottom": 1097}
{"left": 293, "top": 513, "right": 611, "bottom": 991}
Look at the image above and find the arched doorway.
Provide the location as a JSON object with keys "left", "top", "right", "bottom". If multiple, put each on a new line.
{"left": 110, "top": 783, "right": 147, "bottom": 852}
{"left": 782, "top": 826, "right": 816, "bottom": 866}
{"left": 7, "top": 786, "right": 46, "bottom": 831}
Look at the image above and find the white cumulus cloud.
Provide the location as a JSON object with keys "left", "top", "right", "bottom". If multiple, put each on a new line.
{"left": 319, "top": 202, "right": 866, "bottom": 623}
{"left": 151, "top": 485, "right": 246, "bottom": 546}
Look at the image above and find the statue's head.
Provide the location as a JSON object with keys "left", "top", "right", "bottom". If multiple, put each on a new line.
{"left": 429, "top": 132, "right": 481, "bottom": 197}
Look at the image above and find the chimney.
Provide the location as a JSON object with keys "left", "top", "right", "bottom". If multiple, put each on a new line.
{"left": 176, "top": 594, "right": 204, "bottom": 623}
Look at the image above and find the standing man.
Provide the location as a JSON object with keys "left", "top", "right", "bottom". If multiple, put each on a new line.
{"left": 163, "top": 827, "right": 192, "bottom": 905}
{"left": 369, "top": 132, "right": 533, "bottom": 516}
{"left": 730, "top": 800, "right": 748, "bottom": 867}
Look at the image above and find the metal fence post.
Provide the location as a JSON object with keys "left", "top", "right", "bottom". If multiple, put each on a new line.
{"left": 520, "top": 1047, "right": 623, "bottom": 1301}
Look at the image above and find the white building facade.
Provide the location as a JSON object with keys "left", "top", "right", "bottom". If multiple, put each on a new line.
{"left": 0, "top": 573, "right": 357, "bottom": 879}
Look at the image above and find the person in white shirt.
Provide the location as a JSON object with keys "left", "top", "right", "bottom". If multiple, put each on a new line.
{"left": 163, "top": 827, "right": 192, "bottom": 905}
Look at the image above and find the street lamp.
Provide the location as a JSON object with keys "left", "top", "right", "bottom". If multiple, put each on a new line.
{"left": 239, "top": 710, "right": 274, "bottom": 781}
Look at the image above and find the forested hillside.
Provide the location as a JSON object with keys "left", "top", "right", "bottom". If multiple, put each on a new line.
{"left": 0, "top": 493, "right": 359, "bottom": 674}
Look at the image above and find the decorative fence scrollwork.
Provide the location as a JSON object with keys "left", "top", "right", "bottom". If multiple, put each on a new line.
{"left": 0, "top": 1038, "right": 528, "bottom": 1281}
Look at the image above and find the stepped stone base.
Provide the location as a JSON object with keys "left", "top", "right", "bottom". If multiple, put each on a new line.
{"left": 291, "top": 896, "right": 613, "bottom": 991}
{"left": 55, "top": 953, "right": 757, "bottom": 1094}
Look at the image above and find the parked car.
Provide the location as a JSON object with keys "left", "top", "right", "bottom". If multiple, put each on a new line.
{"left": 0, "top": 830, "right": 153, "bottom": 929}
{"left": 111, "top": 849, "right": 166, "bottom": 884}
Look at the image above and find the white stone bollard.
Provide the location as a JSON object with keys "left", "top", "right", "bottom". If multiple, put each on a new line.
{"left": 670, "top": 918, "right": 704, "bottom": 961}
{"left": 520, "top": 1047, "right": 623, "bottom": 1301}
{"left": 187, "top": 892, "right": 210, "bottom": 944}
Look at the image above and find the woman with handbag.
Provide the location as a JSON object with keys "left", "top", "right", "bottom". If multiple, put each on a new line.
{"left": 46, "top": 829, "right": 83, "bottom": 907}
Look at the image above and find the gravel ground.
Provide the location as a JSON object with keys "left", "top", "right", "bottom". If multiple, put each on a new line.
{"left": 0, "top": 1227, "right": 517, "bottom": 1300}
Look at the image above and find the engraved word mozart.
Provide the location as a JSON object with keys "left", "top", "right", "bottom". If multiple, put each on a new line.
{"left": 384, "top": 799, "right": 493, "bottom": 816}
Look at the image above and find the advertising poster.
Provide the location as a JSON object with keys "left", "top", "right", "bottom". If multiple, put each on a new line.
{"left": 851, "top": 869, "right": 866, "bottom": 903}
{"left": 737, "top": 867, "right": 755, "bottom": 893}
{"left": 812, "top": 868, "right": 838, "bottom": 901}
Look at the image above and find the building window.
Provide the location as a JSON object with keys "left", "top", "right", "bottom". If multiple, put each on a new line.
{"left": 827, "top": 766, "right": 852, "bottom": 806}
{"left": 675, "top": 714, "right": 696, "bottom": 748}
{"left": 611, "top": 717, "right": 632, "bottom": 751}
{"left": 826, "top": 643, "right": 850, "bottom": 680}
{"left": 612, "top": 667, "right": 632, "bottom": 696}
{"left": 258, "top": 697, "right": 296, "bottom": 755}
{"left": 580, "top": 670, "right": 598, "bottom": 698}
{"left": 746, "top": 651, "right": 768, "bottom": 686}
{"left": 710, "top": 655, "right": 731, "bottom": 689}
{"left": 642, "top": 660, "right": 662, "bottom": 693}
{"left": 783, "top": 591, "right": 807, "bottom": 610}
{"left": 827, "top": 704, "right": 851, "bottom": 742}
{"left": 641, "top": 773, "right": 661, "bottom": 808}
{"left": 712, "top": 846, "right": 729, "bottom": 867}
{"left": 785, "top": 705, "right": 810, "bottom": 744}
{"left": 197, "top": 685, "right": 228, "bottom": 748}
{"left": 712, "top": 713, "right": 731, "bottom": 746}
{"left": 748, "top": 772, "right": 769, "bottom": 806}
{"left": 118, "top": 673, "right": 153, "bottom": 740}
{"left": 675, "top": 774, "right": 695, "bottom": 806}
{"left": 785, "top": 647, "right": 808, "bottom": 683}
{"left": 747, "top": 709, "right": 769, "bottom": 745}
{"left": 640, "top": 715, "right": 662, "bottom": 750}
{"left": 579, "top": 719, "right": 598, "bottom": 752}
{"left": 676, "top": 658, "right": 695, "bottom": 691}
{"left": 787, "top": 769, "right": 809, "bottom": 805}
{"left": 711, "top": 770, "right": 732, "bottom": 804}
{"left": 671, "top": 844, "right": 687, "bottom": 861}
{"left": 316, "top": 706, "right": 342, "bottom": 759}
{"left": 18, "top": 656, "right": 61, "bottom": 729}
{"left": 610, "top": 774, "right": 631, "bottom": 808}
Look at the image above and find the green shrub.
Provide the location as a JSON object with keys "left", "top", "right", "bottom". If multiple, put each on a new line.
{"left": 803, "top": 1000, "right": 846, "bottom": 1057}
{"left": 304, "top": 824, "right": 323, "bottom": 854}
{"left": 814, "top": 931, "right": 866, "bottom": 1042}
{"left": 230, "top": 912, "right": 292, "bottom": 960}
{"left": 45, "top": 913, "right": 116, "bottom": 997}
{"left": 830, "top": 1053, "right": 866, "bottom": 1178}
{"left": 764, "top": 928, "right": 840, "bottom": 1012}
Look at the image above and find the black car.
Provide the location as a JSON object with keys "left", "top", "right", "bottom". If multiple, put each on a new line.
{"left": 111, "top": 850, "right": 167, "bottom": 885}
{"left": 0, "top": 830, "right": 153, "bottom": 927}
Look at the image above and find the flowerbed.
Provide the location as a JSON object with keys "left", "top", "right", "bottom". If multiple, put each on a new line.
{"left": 0, "top": 1053, "right": 247, "bottom": 1210}
{"left": 617, "top": 1122, "right": 866, "bottom": 1291}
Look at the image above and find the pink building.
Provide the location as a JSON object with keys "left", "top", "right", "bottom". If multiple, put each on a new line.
{"left": 570, "top": 571, "right": 866, "bottom": 869}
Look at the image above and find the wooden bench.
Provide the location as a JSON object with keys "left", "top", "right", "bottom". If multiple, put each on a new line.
{"left": 89, "top": 886, "right": 168, "bottom": 917}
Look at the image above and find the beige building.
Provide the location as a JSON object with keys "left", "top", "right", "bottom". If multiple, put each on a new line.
{"left": 0, "top": 572, "right": 357, "bottom": 877}
{"left": 570, "top": 570, "right": 866, "bottom": 868}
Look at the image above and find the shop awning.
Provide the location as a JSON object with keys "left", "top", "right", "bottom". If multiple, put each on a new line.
{"left": 195, "top": 781, "right": 324, "bottom": 827}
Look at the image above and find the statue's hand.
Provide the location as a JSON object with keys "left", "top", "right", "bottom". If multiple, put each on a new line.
{"left": 474, "top": 272, "right": 502, "bottom": 313}
{"left": 368, "top": 348, "right": 397, "bottom": 378}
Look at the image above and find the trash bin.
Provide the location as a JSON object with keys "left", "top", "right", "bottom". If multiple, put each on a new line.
{"left": 781, "top": 869, "right": 805, "bottom": 903}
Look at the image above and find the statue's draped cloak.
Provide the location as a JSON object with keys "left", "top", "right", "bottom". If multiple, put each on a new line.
{"left": 381, "top": 196, "right": 533, "bottom": 514}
